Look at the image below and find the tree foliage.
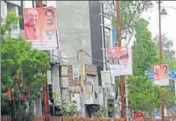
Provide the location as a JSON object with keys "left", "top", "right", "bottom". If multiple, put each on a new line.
{"left": 1, "top": 12, "right": 50, "bottom": 120}
{"left": 112, "top": 1, "right": 153, "bottom": 45}
{"left": 133, "top": 18, "right": 158, "bottom": 76}
{"left": 60, "top": 99, "right": 78, "bottom": 117}
{"left": 127, "top": 76, "right": 160, "bottom": 115}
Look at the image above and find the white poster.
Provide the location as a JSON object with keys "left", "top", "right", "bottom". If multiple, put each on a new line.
{"left": 107, "top": 47, "right": 133, "bottom": 76}
{"left": 72, "top": 65, "right": 80, "bottom": 80}
{"left": 84, "top": 76, "right": 94, "bottom": 104}
{"left": 101, "top": 71, "right": 111, "bottom": 88}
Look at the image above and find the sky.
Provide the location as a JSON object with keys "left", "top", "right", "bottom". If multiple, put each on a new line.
{"left": 141, "top": 1, "right": 176, "bottom": 51}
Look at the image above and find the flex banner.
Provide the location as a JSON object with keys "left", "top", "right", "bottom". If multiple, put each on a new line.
{"left": 107, "top": 47, "right": 133, "bottom": 76}
{"left": 153, "top": 64, "right": 169, "bottom": 86}
{"left": 24, "top": 7, "right": 58, "bottom": 50}
{"left": 101, "top": 71, "right": 111, "bottom": 88}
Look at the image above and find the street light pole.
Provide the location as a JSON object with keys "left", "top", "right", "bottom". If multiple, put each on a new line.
{"left": 158, "top": 0, "right": 165, "bottom": 121}
{"left": 116, "top": 1, "right": 126, "bottom": 118}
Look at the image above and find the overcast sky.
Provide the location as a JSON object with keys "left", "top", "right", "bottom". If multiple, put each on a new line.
{"left": 141, "top": 1, "right": 176, "bottom": 51}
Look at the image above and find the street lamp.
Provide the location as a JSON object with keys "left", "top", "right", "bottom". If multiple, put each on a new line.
{"left": 161, "top": 8, "right": 168, "bottom": 15}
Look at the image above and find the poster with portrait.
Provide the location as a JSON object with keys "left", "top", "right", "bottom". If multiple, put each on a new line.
{"left": 107, "top": 47, "right": 133, "bottom": 76}
{"left": 23, "top": 7, "right": 58, "bottom": 50}
{"left": 153, "top": 64, "right": 169, "bottom": 86}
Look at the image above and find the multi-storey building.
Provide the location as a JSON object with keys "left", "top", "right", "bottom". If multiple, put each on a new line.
{"left": 1, "top": 0, "right": 118, "bottom": 118}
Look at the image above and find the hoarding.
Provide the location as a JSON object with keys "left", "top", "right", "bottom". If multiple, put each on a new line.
{"left": 107, "top": 47, "right": 133, "bottom": 76}
{"left": 101, "top": 71, "right": 111, "bottom": 88}
{"left": 153, "top": 64, "right": 169, "bottom": 86}
{"left": 24, "top": 7, "right": 58, "bottom": 50}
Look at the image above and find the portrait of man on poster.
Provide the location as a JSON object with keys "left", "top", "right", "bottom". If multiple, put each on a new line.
{"left": 24, "top": 8, "right": 41, "bottom": 40}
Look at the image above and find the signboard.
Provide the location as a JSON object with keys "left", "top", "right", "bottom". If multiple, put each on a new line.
{"left": 107, "top": 47, "right": 133, "bottom": 76}
{"left": 61, "top": 66, "right": 68, "bottom": 76}
{"left": 84, "top": 76, "right": 94, "bottom": 104}
{"left": 153, "top": 64, "right": 169, "bottom": 86}
{"left": 101, "top": 71, "right": 111, "bottom": 88}
{"left": 72, "top": 65, "right": 79, "bottom": 81}
{"left": 85, "top": 65, "right": 97, "bottom": 75}
{"left": 24, "top": 7, "right": 58, "bottom": 50}
{"left": 154, "top": 109, "right": 161, "bottom": 119}
{"left": 145, "top": 70, "right": 176, "bottom": 80}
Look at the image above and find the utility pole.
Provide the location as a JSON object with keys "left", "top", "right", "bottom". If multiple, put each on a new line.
{"left": 79, "top": 40, "right": 85, "bottom": 117}
{"left": 158, "top": 0, "right": 165, "bottom": 121}
{"left": 116, "top": 1, "right": 126, "bottom": 118}
{"left": 37, "top": 1, "right": 50, "bottom": 121}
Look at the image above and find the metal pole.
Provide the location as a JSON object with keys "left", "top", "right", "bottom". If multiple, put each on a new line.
{"left": 37, "top": 1, "right": 50, "bottom": 121}
{"left": 79, "top": 40, "right": 85, "bottom": 117}
{"left": 100, "top": 2, "right": 106, "bottom": 71}
{"left": 158, "top": 0, "right": 164, "bottom": 121}
{"left": 116, "top": 1, "right": 126, "bottom": 118}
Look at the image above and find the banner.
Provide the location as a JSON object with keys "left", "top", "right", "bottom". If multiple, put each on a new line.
{"left": 24, "top": 7, "right": 58, "bottom": 50}
{"left": 107, "top": 47, "right": 133, "bottom": 76}
{"left": 101, "top": 71, "right": 111, "bottom": 88}
{"left": 84, "top": 76, "right": 94, "bottom": 104}
{"left": 153, "top": 64, "right": 169, "bottom": 86}
{"left": 72, "top": 65, "right": 79, "bottom": 83}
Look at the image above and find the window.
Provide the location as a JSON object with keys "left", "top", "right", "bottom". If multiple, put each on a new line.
{"left": 104, "top": 27, "right": 112, "bottom": 48}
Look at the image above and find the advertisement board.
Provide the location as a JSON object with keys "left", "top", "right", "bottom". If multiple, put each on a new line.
{"left": 101, "top": 71, "right": 111, "bottom": 88}
{"left": 24, "top": 7, "right": 58, "bottom": 50}
{"left": 153, "top": 64, "right": 169, "bottom": 86}
{"left": 107, "top": 47, "right": 133, "bottom": 76}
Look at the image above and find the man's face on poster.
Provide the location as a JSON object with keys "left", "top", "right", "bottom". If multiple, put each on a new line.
{"left": 27, "top": 9, "right": 38, "bottom": 27}
{"left": 46, "top": 10, "right": 55, "bottom": 25}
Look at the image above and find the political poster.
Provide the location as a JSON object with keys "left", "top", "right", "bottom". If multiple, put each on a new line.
{"left": 107, "top": 47, "right": 133, "bottom": 76}
{"left": 101, "top": 71, "right": 111, "bottom": 88}
{"left": 153, "top": 64, "right": 169, "bottom": 86}
{"left": 23, "top": 7, "right": 58, "bottom": 50}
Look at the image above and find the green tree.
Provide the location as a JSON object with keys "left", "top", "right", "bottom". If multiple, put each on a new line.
{"left": 60, "top": 99, "right": 78, "bottom": 117}
{"left": 126, "top": 76, "right": 160, "bottom": 116}
{"left": 1, "top": 12, "right": 50, "bottom": 121}
{"left": 133, "top": 18, "right": 158, "bottom": 76}
{"left": 112, "top": 1, "right": 153, "bottom": 46}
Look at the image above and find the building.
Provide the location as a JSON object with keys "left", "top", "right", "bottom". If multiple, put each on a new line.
{"left": 1, "top": 0, "right": 118, "bottom": 118}
{"left": 56, "top": 1, "right": 118, "bottom": 117}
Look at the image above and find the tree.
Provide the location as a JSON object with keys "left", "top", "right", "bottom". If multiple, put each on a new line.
{"left": 112, "top": 1, "right": 153, "bottom": 46}
{"left": 1, "top": 12, "right": 50, "bottom": 121}
{"left": 126, "top": 76, "right": 160, "bottom": 116}
{"left": 133, "top": 18, "right": 158, "bottom": 76}
{"left": 60, "top": 99, "right": 78, "bottom": 117}
{"left": 154, "top": 34, "right": 176, "bottom": 70}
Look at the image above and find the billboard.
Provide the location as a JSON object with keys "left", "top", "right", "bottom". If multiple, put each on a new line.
{"left": 107, "top": 47, "right": 133, "bottom": 76}
{"left": 101, "top": 71, "right": 111, "bottom": 88}
{"left": 24, "top": 7, "right": 58, "bottom": 50}
{"left": 145, "top": 70, "right": 176, "bottom": 80}
{"left": 153, "top": 64, "right": 169, "bottom": 86}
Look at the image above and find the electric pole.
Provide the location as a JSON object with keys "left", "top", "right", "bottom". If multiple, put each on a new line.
{"left": 116, "top": 1, "right": 126, "bottom": 118}
{"left": 158, "top": 0, "right": 165, "bottom": 121}
{"left": 79, "top": 40, "right": 85, "bottom": 117}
